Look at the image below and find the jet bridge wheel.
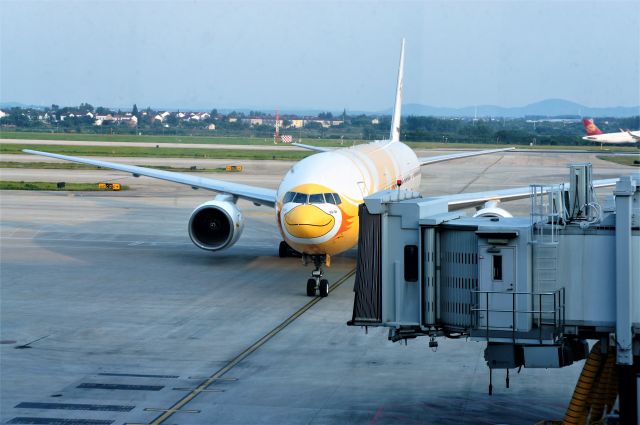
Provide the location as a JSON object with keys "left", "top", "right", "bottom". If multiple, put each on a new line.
{"left": 319, "top": 279, "right": 329, "bottom": 297}
{"left": 306, "top": 279, "right": 316, "bottom": 297}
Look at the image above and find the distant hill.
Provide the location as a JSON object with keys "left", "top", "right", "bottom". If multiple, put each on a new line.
{"left": 399, "top": 99, "right": 639, "bottom": 118}
{"left": 0, "top": 101, "right": 47, "bottom": 110}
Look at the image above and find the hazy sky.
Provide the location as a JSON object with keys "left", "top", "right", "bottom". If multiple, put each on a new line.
{"left": 1, "top": 0, "right": 639, "bottom": 111}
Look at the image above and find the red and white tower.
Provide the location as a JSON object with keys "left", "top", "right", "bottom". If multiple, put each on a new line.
{"left": 274, "top": 109, "right": 280, "bottom": 144}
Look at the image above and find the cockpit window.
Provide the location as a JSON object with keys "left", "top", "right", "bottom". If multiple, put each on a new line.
{"left": 292, "top": 192, "right": 309, "bottom": 204}
{"left": 284, "top": 191, "right": 341, "bottom": 205}
{"left": 309, "top": 193, "right": 325, "bottom": 204}
{"left": 322, "top": 193, "right": 341, "bottom": 205}
{"left": 283, "top": 191, "right": 295, "bottom": 204}
{"left": 324, "top": 193, "right": 336, "bottom": 204}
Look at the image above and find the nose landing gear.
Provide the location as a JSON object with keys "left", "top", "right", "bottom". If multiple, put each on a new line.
{"left": 304, "top": 254, "right": 329, "bottom": 297}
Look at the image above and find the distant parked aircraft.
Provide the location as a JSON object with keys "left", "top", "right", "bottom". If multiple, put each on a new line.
{"left": 582, "top": 118, "right": 640, "bottom": 145}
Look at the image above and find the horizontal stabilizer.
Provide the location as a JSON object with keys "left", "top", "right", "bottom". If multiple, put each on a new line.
{"left": 292, "top": 143, "right": 334, "bottom": 153}
{"left": 418, "top": 147, "right": 514, "bottom": 166}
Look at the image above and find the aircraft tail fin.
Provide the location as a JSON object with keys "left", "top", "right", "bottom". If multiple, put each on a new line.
{"left": 582, "top": 118, "right": 603, "bottom": 136}
{"left": 389, "top": 38, "right": 405, "bottom": 143}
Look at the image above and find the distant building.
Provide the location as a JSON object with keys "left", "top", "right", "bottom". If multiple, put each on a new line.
{"left": 189, "top": 112, "right": 206, "bottom": 121}
{"left": 127, "top": 115, "right": 138, "bottom": 127}
{"left": 242, "top": 118, "right": 264, "bottom": 126}
{"left": 289, "top": 119, "right": 304, "bottom": 128}
{"left": 0, "top": 110, "right": 7, "bottom": 119}
{"left": 262, "top": 118, "right": 282, "bottom": 128}
{"left": 304, "top": 119, "right": 331, "bottom": 128}
{"left": 371, "top": 118, "right": 380, "bottom": 125}
{"left": 207, "top": 123, "right": 216, "bottom": 130}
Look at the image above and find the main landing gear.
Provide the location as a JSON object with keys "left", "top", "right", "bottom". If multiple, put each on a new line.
{"left": 304, "top": 254, "right": 329, "bottom": 297}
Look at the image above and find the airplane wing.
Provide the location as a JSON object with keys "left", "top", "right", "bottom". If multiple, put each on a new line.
{"left": 22, "top": 149, "right": 277, "bottom": 207}
{"left": 435, "top": 177, "right": 622, "bottom": 210}
{"left": 418, "top": 147, "right": 515, "bottom": 166}
{"left": 292, "top": 143, "right": 333, "bottom": 153}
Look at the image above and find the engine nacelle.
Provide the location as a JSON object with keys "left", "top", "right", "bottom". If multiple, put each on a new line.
{"left": 188, "top": 195, "right": 244, "bottom": 251}
{"left": 473, "top": 200, "right": 513, "bottom": 218}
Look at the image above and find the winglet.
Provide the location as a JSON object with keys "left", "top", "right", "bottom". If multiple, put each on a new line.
{"left": 389, "top": 38, "right": 405, "bottom": 143}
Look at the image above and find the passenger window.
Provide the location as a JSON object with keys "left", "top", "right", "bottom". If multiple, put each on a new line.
{"left": 309, "top": 193, "right": 325, "bottom": 204}
{"left": 293, "top": 192, "right": 309, "bottom": 204}
{"left": 492, "top": 255, "right": 503, "bottom": 281}
{"left": 283, "top": 192, "right": 295, "bottom": 203}
{"left": 324, "top": 193, "right": 336, "bottom": 204}
{"left": 333, "top": 193, "right": 342, "bottom": 205}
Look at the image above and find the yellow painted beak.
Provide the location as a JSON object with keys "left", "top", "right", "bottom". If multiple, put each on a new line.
{"left": 284, "top": 204, "right": 335, "bottom": 239}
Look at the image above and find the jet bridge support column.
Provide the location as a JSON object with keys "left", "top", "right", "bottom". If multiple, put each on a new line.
{"left": 614, "top": 175, "right": 639, "bottom": 425}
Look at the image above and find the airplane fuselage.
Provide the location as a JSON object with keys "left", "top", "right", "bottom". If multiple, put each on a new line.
{"left": 583, "top": 131, "right": 640, "bottom": 144}
{"left": 275, "top": 140, "right": 421, "bottom": 257}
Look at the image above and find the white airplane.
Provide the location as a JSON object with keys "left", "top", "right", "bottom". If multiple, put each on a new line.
{"left": 23, "top": 40, "right": 617, "bottom": 297}
{"left": 582, "top": 118, "right": 640, "bottom": 145}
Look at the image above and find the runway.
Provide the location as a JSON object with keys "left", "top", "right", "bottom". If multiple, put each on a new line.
{"left": 0, "top": 150, "right": 635, "bottom": 424}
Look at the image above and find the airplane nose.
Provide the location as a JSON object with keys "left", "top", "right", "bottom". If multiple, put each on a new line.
{"left": 284, "top": 204, "right": 335, "bottom": 239}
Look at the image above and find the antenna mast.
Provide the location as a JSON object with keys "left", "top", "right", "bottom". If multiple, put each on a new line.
{"left": 274, "top": 109, "right": 280, "bottom": 144}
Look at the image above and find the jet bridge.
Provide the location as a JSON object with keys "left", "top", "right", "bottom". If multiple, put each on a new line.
{"left": 348, "top": 164, "right": 640, "bottom": 423}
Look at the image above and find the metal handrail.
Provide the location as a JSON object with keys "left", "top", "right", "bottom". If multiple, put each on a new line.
{"left": 471, "top": 288, "right": 565, "bottom": 343}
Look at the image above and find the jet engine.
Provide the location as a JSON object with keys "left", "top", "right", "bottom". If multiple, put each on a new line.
{"left": 473, "top": 200, "right": 513, "bottom": 218}
{"left": 188, "top": 195, "right": 244, "bottom": 251}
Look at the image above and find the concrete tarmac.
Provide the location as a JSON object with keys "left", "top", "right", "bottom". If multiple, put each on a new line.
{"left": 0, "top": 150, "right": 635, "bottom": 424}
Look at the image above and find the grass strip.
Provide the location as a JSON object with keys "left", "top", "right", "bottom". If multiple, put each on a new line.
{"left": 0, "top": 131, "right": 355, "bottom": 147}
{"left": 596, "top": 155, "right": 640, "bottom": 167}
{"left": 2, "top": 131, "right": 636, "bottom": 152}
{"left": 1, "top": 144, "right": 310, "bottom": 160}
{"left": 1, "top": 131, "right": 280, "bottom": 145}
{"left": 0, "top": 181, "right": 129, "bottom": 191}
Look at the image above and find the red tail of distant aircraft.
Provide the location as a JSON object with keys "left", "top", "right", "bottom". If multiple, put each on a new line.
{"left": 582, "top": 118, "right": 603, "bottom": 136}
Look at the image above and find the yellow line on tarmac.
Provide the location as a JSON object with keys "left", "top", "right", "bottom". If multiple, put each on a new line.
{"left": 138, "top": 268, "right": 356, "bottom": 425}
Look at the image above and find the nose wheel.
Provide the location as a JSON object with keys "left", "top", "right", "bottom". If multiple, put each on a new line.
{"left": 306, "top": 277, "right": 329, "bottom": 297}
{"left": 304, "top": 255, "right": 329, "bottom": 297}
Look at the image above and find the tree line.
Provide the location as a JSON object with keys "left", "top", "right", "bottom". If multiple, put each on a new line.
{"left": 1, "top": 103, "right": 638, "bottom": 146}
